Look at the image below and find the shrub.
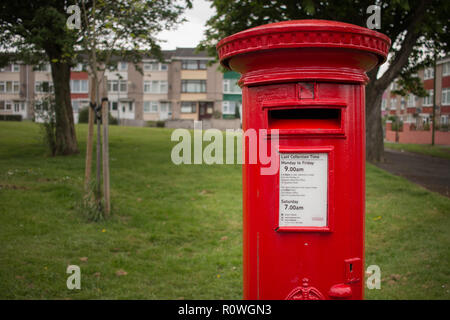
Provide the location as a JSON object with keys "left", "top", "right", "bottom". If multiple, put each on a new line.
{"left": 78, "top": 107, "right": 89, "bottom": 123}
{"left": 35, "top": 96, "right": 57, "bottom": 156}
{"left": 146, "top": 120, "right": 165, "bottom": 127}
{"left": 213, "top": 110, "right": 222, "bottom": 119}
{"left": 391, "top": 119, "right": 403, "bottom": 132}
{"left": 78, "top": 106, "right": 117, "bottom": 125}
{"left": 0, "top": 114, "right": 22, "bottom": 121}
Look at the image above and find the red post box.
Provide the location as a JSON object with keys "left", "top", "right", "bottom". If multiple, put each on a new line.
{"left": 217, "top": 20, "right": 390, "bottom": 300}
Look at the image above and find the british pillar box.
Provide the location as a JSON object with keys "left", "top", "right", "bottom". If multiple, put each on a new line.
{"left": 217, "top": 20, "right": 390, "bottom": 300}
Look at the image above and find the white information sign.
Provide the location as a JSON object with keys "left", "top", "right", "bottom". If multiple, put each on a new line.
{"left": 279, "top": 153, "right": 328, "bottom": 227}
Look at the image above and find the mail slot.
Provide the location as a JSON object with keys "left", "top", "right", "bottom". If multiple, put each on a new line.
{"left": 268, "top": 107, "right": 342, "bottom": 130}
{"left": 217, "top": 20, "right": 390, "bottom": 300}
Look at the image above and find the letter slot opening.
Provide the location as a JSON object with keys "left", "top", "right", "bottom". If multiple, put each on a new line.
{"left": 268, "top": 108, "right": 341, "bottom": 130}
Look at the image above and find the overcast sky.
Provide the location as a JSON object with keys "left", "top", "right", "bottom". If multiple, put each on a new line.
{"left": 158, "top": 0, "right": 215, "bottom": 50}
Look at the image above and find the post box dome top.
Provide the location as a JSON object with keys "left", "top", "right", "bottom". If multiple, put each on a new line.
{"left": 217, "top": 19, "right": 391, "bottom": 70}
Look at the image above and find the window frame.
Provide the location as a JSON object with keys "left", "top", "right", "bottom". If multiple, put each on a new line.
{"left": 423, "top": 89, "right": 434, "bottom": 106}
{"left": 443, "top": 62, "right": 450, "bottom": 76}
{"left": 181, "top": 80, "right": 206, "bottom": 93}
{"left": 143, "top": 101, "right": 159, "bottom": 113}
{"left": 442, "top": 88, "right": 450, "bottom": 106}
{"left": 181, "top": 60, "right": 207, "bottom": 70}
{"left": 424, "top": 67, "right": 434, "bottom": 80}
{"left": 180, "top": 101, "right": 197, "bottom": 113}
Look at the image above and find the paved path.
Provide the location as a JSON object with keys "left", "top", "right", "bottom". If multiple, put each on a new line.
{"left": 375, "top": 149, "right": 450, "bottom": 198}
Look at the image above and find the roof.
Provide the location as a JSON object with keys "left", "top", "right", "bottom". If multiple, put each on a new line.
{"left": 171, "top": 47, "right": 211, "bottom": 59}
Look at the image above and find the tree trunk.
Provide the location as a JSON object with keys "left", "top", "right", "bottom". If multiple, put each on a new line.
{"left": 365, "top": 69, "right": 385, "bottom": 163}
{"left": 50, "top": 61, "right": 79, "bottom": 155}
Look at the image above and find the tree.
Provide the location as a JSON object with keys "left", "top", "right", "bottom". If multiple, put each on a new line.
{"left": 199, "top": 0, "right": 450, "bottom": 162}
{"left": 0, "top": 0, "right": 80, "bottom": 155}
{"left": 0, "top": 0, "right": 192, "bottom": 157}
{"left": 76, "top": 0, "right": 191, "bottom": 216}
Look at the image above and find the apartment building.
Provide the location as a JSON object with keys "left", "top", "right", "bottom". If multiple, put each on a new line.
{"left": 70, "top": 63, "right": 89, "bottom": 123}
{"left": 382, "top": 56, "right": 450, "bottom": 128}
{"left": 140, "top": 51, "right": 172, "bottom": 121}
{"left": 0, "top": 63, "right": 31, "bottom": 119}
{"left": 222, "top": 71, "right": 242, "bottom": 120}
{"left": 167, "top": 48, "right": 221, "bottom": 121}
{"left": 0, "top": 47, "right": 242, "bottom": 125}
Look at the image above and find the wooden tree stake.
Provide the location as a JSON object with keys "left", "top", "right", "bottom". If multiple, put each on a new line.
{"left": 101, "top": 90, "right": 110, "bottom": 217}
{"left": 84, "top": 77, "right": 96, "bottom": 192}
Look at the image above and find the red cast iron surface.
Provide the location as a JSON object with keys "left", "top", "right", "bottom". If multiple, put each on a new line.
{"left": 216, "top": 20, "right": 390, "bottom": 300}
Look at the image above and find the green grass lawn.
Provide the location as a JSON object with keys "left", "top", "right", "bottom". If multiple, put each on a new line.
{"left": 385, "top": 141, "right": 450, "bottom": 160}
{"left": 0, "top": 122, "right": 449, "bottom": 300}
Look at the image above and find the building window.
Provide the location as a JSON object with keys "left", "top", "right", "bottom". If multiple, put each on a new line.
{"left": 424, "top": 67, "right": 434, "bottom": 80}
{"left": 441, "top": 115, "right": 448, "bottom": 126}
{"left": 13, "top": 102, "right": 25, "bottom": 112}
{"left": 407, "top": 93, "right": 415, "bottom": 107}
{"left": 118, "top": 62, "right": 128, "bottom": 71}
{"left": 223, "top": 79, "right": 241, "bottom": 94}
{"left": 108, "top": 101, "right": 118, "bottom": 111}
{"left": 35, "top": 64, "right": 51, "bottom": 72}
{"left": 5, "top": 101, "right": 12, "bottom": 110}
{"left": 442, "top": 88, "right": 450, "bottom": 106}
{"left": 423, "top": 89, "right": 434, "bottom": 106}
{"left": 390, "top": 82, "right": 398, "bottom": 91}
{"left": 143, "top": 81, "right": 152, "bottom": 93}
{"left": 72, "top": 63, "right": 87, "bottom": 72}
{"left": 0, "top": 81, "right": 20, "bottom": 93}
{"left": 160, "top": 102, "right": 170, "bottom": 112}
{"left": 390, "top": 98, "right": 397, "bottom": 110}
{"left": 222, "top": 100, "right": 240, "bottom": 115}
{"left": 70, "top": 79, "right": 88, "bottom": 93}
{"left": 107, "top": 80, "right": 127, "bottom": 93}
{"left": 143, "top": 80, "right": 168, "bottom": 94}
{"left": 160, "top": 81, "right": 168, "bottom": 93}
{"left": 443, "top": 62, "right": 450, "bottom": 76}
{"left": 35, "top": 81, "right": 53, "bottom": 93}
{"left": 144, "top": 62, "right": 168, "bottom": 71}
{"left": 119, "top": 81, "right": 127, "bottom": 92}
{"left": 381, "top": 99, "right": 387, "bottom": 110}
{"left": 181, "top": 60, "right": 207, "bottom": 70}
{"left": 400, "top": 97, "right": 405, "bottom": 110}
{"left": 0, "top": 64, "right": 20, "bottom": 72}
{"left": 181, "top": 80, "right": 206, "bottom": 93}
{"left": 181, "top": 101, "right": 196, "bottom": 113}
{"left": 71, "top": 100, "right": 88, "bottom": 112}
{"left": 143, "top": 101, "right": 158, "bottom": 113}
